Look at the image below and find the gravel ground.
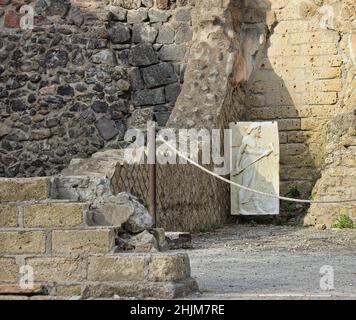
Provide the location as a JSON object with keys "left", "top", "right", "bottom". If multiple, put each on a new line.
{"left": 179, "top": 225, "right": 356, "bottom": 300}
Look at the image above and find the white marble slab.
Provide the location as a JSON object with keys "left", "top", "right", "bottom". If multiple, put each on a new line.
{"left": 230, "top": 122, "right": 280, "bottom": 216}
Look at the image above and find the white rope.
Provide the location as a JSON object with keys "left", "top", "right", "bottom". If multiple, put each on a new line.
{"left": 157, "top": 137, "right": 356, "bottom": 205}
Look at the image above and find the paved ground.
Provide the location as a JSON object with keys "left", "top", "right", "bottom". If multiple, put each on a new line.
{"left": 180, "top": 225, "right": 356, "bottom": 300}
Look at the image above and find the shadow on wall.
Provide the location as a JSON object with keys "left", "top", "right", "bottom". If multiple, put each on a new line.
{"left": 236, "top": 0, "right": 321, "bottom": 222}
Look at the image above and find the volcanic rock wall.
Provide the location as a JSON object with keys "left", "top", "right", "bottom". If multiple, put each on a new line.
{"left": 0, "top": 0, "right": 193, "bottom": 177}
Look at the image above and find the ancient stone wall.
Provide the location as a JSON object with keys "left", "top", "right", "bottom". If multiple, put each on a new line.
{"left": 166, "top": 0, "right": 355, "bottom": 223}
{"left": 0, "top": 0, "right": 193, "bottom": 177}
{"left": 304, "top": 0, "right": 356, "bottom": 227}
{"left": 241, "top": 0, "right": 355, "bottom": 212}
{"left": 0, "top": 176, "right": 198, "bottom": 299}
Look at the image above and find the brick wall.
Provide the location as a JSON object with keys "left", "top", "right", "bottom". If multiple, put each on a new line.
{"left": 0, "top": 177, "right": 197, "bottom": 298}
{"left": 242, "top": 0, "right": 346, "bottom": 201}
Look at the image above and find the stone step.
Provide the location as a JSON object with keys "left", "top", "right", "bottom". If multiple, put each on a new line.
{"left": 0, "top": 253, "right": 198, "bottom": 299}
{"left": 0, "top": 178, "right": 50, "bottom": 203}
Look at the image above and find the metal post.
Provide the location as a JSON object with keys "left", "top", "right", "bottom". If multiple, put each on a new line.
{"left": 147, "top": 121, "right": 157, "bottom": 227}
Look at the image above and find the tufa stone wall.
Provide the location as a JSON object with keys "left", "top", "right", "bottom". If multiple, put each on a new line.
{"left": 242, "top": 0, "right": 342, "bottom": 201}
{"left": 0, "top": 0, "right": 193, "bottom": 177}
{"left": 166, "top": 0, "right": 356, "bottom": 223}
{"left": 304, "top": 0, "right": 356, "bottom": 227}
{"left": 0, "top": 177, "right": 198, "bottom": 299}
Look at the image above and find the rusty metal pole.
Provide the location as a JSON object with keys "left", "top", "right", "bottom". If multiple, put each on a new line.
{"left": 147, "top": 121, "right": 157, "bottom": 227}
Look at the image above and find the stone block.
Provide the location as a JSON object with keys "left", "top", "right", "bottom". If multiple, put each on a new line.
{"left": 142, "top": 62, "right": 178, "bottom": 88}
{"left": 0, "top": 258, "right": 18, "bottom": 283}
{"left": 148, "top": 253, "right": 191, "bottom": 282}
{"left": 132, "top": 23, "right": 158, "bottom": 43}
{"left": 0, "top": 205, "right": 18, "bottom": 228}
{"left": 0, "top": 178, "right": 49, "bottom": 202}
{"left": 0, "top": 231, "right": 46, "bottom": 255}
{"left": 23, "top": 202, "right": 85, "bottom": 228}
{"left": 87, "top": 255, "right": 145, "bottom": 281}
{"left": 25, "top": 257, "right": 81, "bottom": 282}
{"left": 157, "top": 25, "right": 175, "bottom": 44}
{"left": 129, "top": 44, "right": 158, "bottom": 66}
{"left": 133, "top": 88, "right": 165, "bottom": 106}
{"left": 108, "top": 23, "right": 131, "bottom": 44}
{"left": 165, "top": 232, "right": 192, "bottom": 249}
{"left": 52, "top": 229, "right": 115, "bottom": 255}
{"left": 148, "top": 8, "right": 171, "bottom": 22}
{"left": 82, "top": 278, "right": 198, "bottom": 299}
{"left": 55, "top": 285, "right": 82, "bottom": 296}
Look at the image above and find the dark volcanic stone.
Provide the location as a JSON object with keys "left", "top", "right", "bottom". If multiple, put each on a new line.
{"left": 142, "top": 62, "right": 178, "bottom": 88}
{"left": 109, "top": 23, "right": 131, "bottom": 44}
{"left": 57, "top": 84, "right": 74, "bottom": 96}
{"left": 92, "top": 100, "right": 108, "bottom": 113}
{"left": 128, "top": 67, "right": 144, "bottom": 91}
{"left": 11, "top": 100, "right": 26, "bottom": 112}
{"left": 95, "top": 118, "right": 120, "bottom": 141}
{"left": 129, "top": 44, "right": 158, "bottom": 67}
{"left": 165, "top": 83, "right": 181, "bottom": 103}
{"left": 28, "top": 94, "right": 37, "bottom": 104}
{"left": 45, "top": 49, "right": 69, "bottom": 68}
{"left": 133, "top": 88, "right": 165, "bottom": 106}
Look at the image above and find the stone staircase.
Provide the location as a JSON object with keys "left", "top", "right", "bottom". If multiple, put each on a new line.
{"left": 0, "top": 177, "right": 198, "bottom": 300}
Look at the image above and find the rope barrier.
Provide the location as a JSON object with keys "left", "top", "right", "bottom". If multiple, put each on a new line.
{"left": 157, "top": 136, "right": 356, "bottom": 205}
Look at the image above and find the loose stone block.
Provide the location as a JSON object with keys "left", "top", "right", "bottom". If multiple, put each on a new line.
{"left": 87, "top": 255, "right": 145, "bottom": 281}
{"left": 52, "top": 229, "right": 115, "bottom": 255}
{"left": 0, "top": 231, "right": 46, "bottom": 255}
{"left": 0, "top": 258, "right": 18, "bottom": 283}
{"left": 0, "top": 178, "right": 49, "bottom": 202}
{"left": 165, "top": 232, "right": 192, "bottom": 249}
{"left": 0, "top": 205, "right": 18, "bottom": 228}
{"left": 26, "top": 257, "right": 81, "bottom": 282}
{"left": 23, "top": 202, "right": 85, "bottom": 228}
{"left": 148, "top": 253, "right": 191, "bottom": 282}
